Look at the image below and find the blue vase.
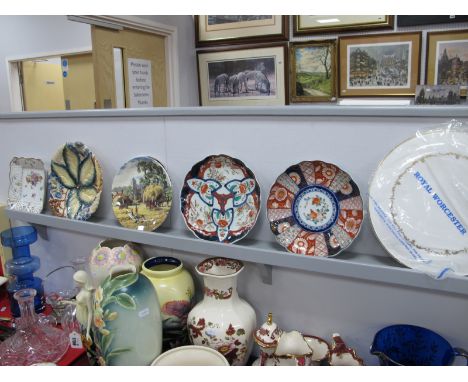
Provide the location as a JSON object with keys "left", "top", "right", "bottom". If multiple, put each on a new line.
{"left": 0, "top": 226, "right": 44, "bottom": 317}
{"left": 371, "top": 324, "right": 468, "bottom": 366}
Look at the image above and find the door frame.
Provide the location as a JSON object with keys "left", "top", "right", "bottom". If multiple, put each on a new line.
{"left": 6, "top": 16, "right": 180, "bottom": 111}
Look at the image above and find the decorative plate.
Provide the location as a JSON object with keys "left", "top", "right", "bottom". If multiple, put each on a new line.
{"left": 369, "top": 128, "right": 468, "bottom": 277}
{"left": 111, "top": 157, "right": 172, "bottom": 231}
{"left": 48, "top": 142, "right": 103, "bottom": 220}
{"left": 268, "top": 160, "right": 363, "bottom": 256}
{"left": 180, "top": 154, "right": 261, "bottom": 243}
{"left": 8, "top": 157, "right": 46, "bottom": 213}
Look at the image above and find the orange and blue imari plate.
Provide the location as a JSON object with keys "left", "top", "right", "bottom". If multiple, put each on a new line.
{"left": 268, "top": 160, "right": 363, "bottom": 257}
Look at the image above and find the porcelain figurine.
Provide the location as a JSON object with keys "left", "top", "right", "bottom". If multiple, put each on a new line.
{"left": 91, "top": 265, "right": 163, "bottom": 366}
{"left": 187, "top": 257, "right": 256, "bottom": 366}
{"left": 253, "top": 313, "right": 282, "bottom": 365}
{"left": 328, "top": 333, "right": 364, "bottom": 366}
{"left": 274, "top": 330, "right": 315, "bottom": 366}
{"left": 141, "top": 256, "right": 194, "bottom": 350}
{"left": 89, "top": 239, "right": 143, "bottom": 286}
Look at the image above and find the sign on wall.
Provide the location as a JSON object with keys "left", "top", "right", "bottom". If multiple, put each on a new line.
{"left": 128, "top": 58, "right": 153, "bottom": 108}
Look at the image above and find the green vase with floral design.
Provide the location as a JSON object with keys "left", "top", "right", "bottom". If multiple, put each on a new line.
{"left": 91, "top": 265, "right": 162, "bottom": 366}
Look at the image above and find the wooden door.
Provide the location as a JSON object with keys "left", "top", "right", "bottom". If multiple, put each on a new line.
{"left": 91, "top": 26, "right": 168, "bottom": 108}
{"left": 21, "top": 60, "right": 65, "bottom": 111}
{"left": 62, "top": 53, "right": 96, "bottom": 110}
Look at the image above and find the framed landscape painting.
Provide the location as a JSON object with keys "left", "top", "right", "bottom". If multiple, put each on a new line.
{"left": 426, "top": 30, "right": 468, "bottom": 96}
{"left": 195, "top": 15, "right": 289, "bottom": 47}
{"left": 339, "top": 32, "right": 421, "bottom": 97}
{"left": 290, "top": 40, "right": 337, "bottom": 103}
{"left": 197, "top": 44, "right": 287, "bottom": 106}
{"left": 293, "top": 15, "right": 393, "bottom": 36}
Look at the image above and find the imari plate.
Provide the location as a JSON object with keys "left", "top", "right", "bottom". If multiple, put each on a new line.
{"left": 8, "top": 157, "right": 46, "bottom": 213}
{"left": 111, "top": 157, "right": 172, "bottom": 231}
{"left": 268, "top": 160, "right": 363, "bottom": 256}
{"left": 180, "top": 154, "right": 261, "bottom": 243}
{"left": 48, "top": 142, "right": 103, "bottom": 220}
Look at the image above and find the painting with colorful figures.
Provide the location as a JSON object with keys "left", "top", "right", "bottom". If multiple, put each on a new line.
{"left": 111, "top": 157, "right": 172, "bottom": 231}
{"left": 180, "top": 154, "right": 261, "bottom": 244}
{"left": 48, "top": 142, "right": 103, "bottom": 220}
{"left": 267, "top": 160, "right": 363, "bottom": 257}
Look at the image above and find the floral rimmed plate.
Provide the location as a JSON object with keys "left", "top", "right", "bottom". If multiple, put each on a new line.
{"left": 48, "top": 142, "right": 103, "bottom": 220}
{"left": 268, "top": 160, "right": 363, "bottom": 256}
{"left": 111, "top": 157, "right": 172, "bottom": 231}
{"left": 369, "top": 128, "right": 468, "bottom": 277}
{"left": 180, "top": 154, "right": 261, "bottom": 243}
{"left": 8, "top": 157, "right": 46, "bottom": 213}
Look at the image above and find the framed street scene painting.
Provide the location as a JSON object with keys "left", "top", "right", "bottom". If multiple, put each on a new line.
{"left": 197, "top": 45, "right": 287, "bottom": 106}
{"left": 293, "top": 15, "right": 393, "bottom": 36}
{"left": 338, "top": 32, "right": 421, "bottom": 97}
{"left": 195, "top": 16, "right": 288, "bottom": 47}
{"left": 415, "top": 85, "right": 460, "bottom": 105}
{"left": 426, "top": 30, "right": 468, "bottom": 96}
{"left": 290, "top": 40, "right": 337, "bottom": 103}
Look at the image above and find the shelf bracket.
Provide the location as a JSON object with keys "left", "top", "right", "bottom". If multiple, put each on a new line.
{"left": 257, "top": 264, "right": 273, "bottom": 285}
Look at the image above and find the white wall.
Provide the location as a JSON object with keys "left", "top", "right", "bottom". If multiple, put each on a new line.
{"left": 0, "top": 15, "right": 198, "bottom": 112}
{"left": 0, "top": 16, "right": 92, "bottom": 112}
{"left": 1, "top": 110, "right": 467, "bottom": 365}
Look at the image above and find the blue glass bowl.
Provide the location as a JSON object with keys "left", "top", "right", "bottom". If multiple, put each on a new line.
{"left": 371, "top": 324, "right": 468, "bottom": 366}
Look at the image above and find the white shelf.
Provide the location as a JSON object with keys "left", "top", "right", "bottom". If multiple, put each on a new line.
{"left": 6, "top": 209, "right": 468, "bottom": 297}
{"left": 0, "top": 105, "right": 467, "bottom": 120}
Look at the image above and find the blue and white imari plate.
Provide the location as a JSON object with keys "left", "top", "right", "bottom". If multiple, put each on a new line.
{"left": 180, "top": 154, "right": 261, "bottom": 243}
{"left": 369, "top": 128, "right": 468, "bottom": 277}
{"left": 268, "top": 160, "right": 363, "bottom": 257}
{"left": 48, "top": 142, "right": 103, "bottom": 220}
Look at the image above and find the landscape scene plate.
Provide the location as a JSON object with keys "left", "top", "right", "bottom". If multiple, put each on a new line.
{"left": 8, "top": 157, "right": 46, "bottom": 214}
{"left": 112, "top": 157, "right": 172, "bottom": 231}
{"left": 268, "top": 160, "right": 363, "bottom": 256}
{"left": 48, "top": 142, "right": 103, "bottom": 220}
{"left": 369, "top": 128, "right": 468, "bottom": 277}
{"left": 180, "top": 154, "right": 261, "bottom": 243}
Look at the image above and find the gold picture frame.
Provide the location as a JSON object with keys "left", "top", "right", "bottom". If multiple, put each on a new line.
{"left": 339, "top": 32, "right": 421, "bottom": 97}
{"left": 197, "top": 44, "right": 288, "bottom": 107}
{"left": 290, "top": 40, "right": 337, "bottom": 103}
{"left": 195, "top": 16, "right": 289, "bottom": 47}
{"left": 293, "top": 15, "right": 394, "bottom": 35}
{"left": 426, "top": 29, "right": 468, "bottom": 97}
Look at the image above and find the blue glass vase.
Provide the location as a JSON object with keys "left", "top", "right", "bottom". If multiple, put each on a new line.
{"left": 371, "top": 324, "right": 468, "bottom": 366}
{"left": 1, "top": 226, "right": 45, "bottom": 317}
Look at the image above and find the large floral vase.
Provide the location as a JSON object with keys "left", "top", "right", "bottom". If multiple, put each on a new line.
{"left": 141, "top": 256, "right": 195, "bottom": 350}
{"left": 91, "top": 268, "right": 162, "bottom": 365}
{"left": 187, "top": 257, "right": 256, "bottom": 366}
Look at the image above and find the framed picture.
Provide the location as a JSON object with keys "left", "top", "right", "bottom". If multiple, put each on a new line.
{"left": 293, "top": 15, "right": 394, "bottom": 36}
{"left": 197, "top": 44, "right": 288, "bottom": 106}
{"left": 415, "top": 85, "right": 460, "bottom": 105}
{"left": 338, "top": 32, "right": 421, "bottom": 97}
{"left": 195, "top": 16, "right": 289, "bottom": 47}
{"left": 397, "top": 15, "right": 468, "bottom": 27}
{"left": 426, "top": 30, "right": 468, "bottom": 96}
{"left": 290, "top": 40, "right": 337, "bottom": 103}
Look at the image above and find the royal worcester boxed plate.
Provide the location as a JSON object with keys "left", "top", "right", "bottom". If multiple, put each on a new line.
{"left": 369, "top": 126, "right": 468, "bottom": 277}
{"left": 268, "top": 160, "right": 363, "bottom": 256}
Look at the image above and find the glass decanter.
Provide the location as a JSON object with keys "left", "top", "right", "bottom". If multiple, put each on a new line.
{"left": 0, "top": 288, "right": 69, "bottom": 365}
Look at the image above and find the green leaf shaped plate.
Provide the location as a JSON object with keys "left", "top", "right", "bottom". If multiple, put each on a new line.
{"left": 48, "top": 142, "right": 103, "bottom": 220}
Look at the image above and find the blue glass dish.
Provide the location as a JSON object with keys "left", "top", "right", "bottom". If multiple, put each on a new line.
{"left": 370, "top": 324, "right": 468, "bottom": 366}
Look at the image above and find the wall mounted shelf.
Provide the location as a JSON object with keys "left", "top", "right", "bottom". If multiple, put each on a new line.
{"left": 6, "top": 209, "right": 468, "bottom": 296}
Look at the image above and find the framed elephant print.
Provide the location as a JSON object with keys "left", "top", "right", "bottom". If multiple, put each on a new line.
{"left": 197, "top": 44, "right": 288, "bottom": 106}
